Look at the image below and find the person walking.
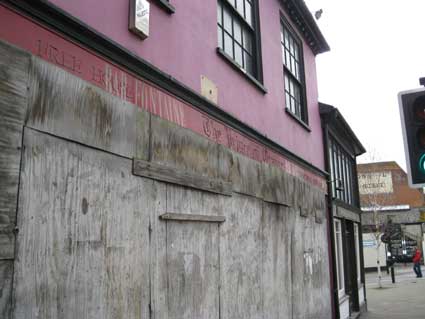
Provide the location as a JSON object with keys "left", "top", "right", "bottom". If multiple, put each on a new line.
{"left": 412, "top": 247, "right": 423, "bottom": 278}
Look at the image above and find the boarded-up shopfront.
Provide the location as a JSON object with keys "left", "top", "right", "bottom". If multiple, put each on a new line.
{"left": 0, "top": 39, "right": 332, "bottom": 318}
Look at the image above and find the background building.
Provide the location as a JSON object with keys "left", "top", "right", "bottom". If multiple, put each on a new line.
{"left": 320, "top": 103, "right": 367, "bottom": 319}
{"left": 358, "top": 162, "right": 425, "bottom": 269}
{"left": 0, "top": 1, "right": 339, "bottom": 318}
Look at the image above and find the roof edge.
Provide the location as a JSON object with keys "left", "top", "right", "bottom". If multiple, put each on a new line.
{"left": 281, "top": 0, "right": 330, "bottom": 55}
{"left": 319, "top": 102, "right": 366, "bottom": 156}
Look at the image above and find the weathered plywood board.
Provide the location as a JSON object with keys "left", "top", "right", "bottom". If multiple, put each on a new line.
{"left": 166, "top": 221, "right": 220, "bottom": 319}
{"left": 0, "top": 40, "right": 30, "bottom": 263}
{"left": 261, "top": 162, "right": 293, "bottom": 206}
{"left": 290, "top": 206, "right": 331, "bottom": 319}
{"left": 0, "top": 40, "right": 29, "bottom": 149}
{"left": 0, "top": 260, "right": 13, "bottom": 319}
{"left": 150, "top": 115, "right": 221, "bottom": 179}
{"left": 220, "top": 194, "right": 263, "bottom": 319}
{"left": 13, "top": 128, "right": 160, "bottom": 319}
{"left": 220, "top": 148, "right": 263, "bottom": 198}
{"left": 27, "top": 58, "right": 149, "bottom": 160}
{"left": 133, "top": 158, "right": 232, "bottom": 195}
{"left": 150, "top": 184, "right": 224, "bottom": 319}
{"left": 262, "top": 202, "right": 294, "bottom": 319}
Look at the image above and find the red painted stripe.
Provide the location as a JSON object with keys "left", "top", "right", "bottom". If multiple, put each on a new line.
{"left": 0, "top": 4, "right": 327, "bottom": 192}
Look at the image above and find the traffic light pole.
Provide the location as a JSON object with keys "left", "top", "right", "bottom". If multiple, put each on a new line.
{"left": 388, "top": 240, "right": 396, "bottom": 284}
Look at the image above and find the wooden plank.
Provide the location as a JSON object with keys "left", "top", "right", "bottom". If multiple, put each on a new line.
{"left": 0, "top": 223, "right": 14, "bottom": 260}
{"left": 166, "top": 221, "right": 220, "bottom": 319}
{"left": 219, "top": 194, "right": 263, "bottom": 319}
{"left": 219, "top": 148, "right": 263, "bottom": 198}
{"left": 150, "top": 114, "right": 221, "bottom": 180}
{"left": 133, "top": 158, "right": 232, "bottom": 195}
{"left": 150, "top": 184, "right": 225, "bottom": 319}
{"left": 13, "top": 128, "right": 159, "bottom": 319}
{"left": 160, "top": 213, "right": 225, "bottom": 223}
{"left": 27, "top": 57, "right": 149, "bottom": 160}
{"left": 261, "top": 162, "right": 292, "bottom": 207}
{"left": 262, "top": 202, "right": 294, "bottom": 319}
{"left": 0, "top": 260, "right": 13, "bottom": 319}
{"left": 0, "top": 40, "right": 29, "bottom": 237}
{"left": 290, "top": 198, "right": 331, "bottom": 318}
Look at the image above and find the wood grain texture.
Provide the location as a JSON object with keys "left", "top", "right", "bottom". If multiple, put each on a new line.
{"left": 219, "top": 193, "right": 263, "bottom": 319}
{"left": 220, "top": 148, "right": 263, "bottom": 198}
{"left": 150, "top": 114, "right": 221, "bottom": 180}
{"left": 13, "top": 128, "right": 160, "bottom": 319}
{"left": 27, "top": 57, "right": 149, "bottom": 160}
{"left": 0, "top": 260, "right": 13, "bottom": 319}
{"left": 290, "top": 204, "right": 331, "bottom": 319}
{"left": 166, "top": 221, "right": 220, "bottom": 319}
{"left": 0, "top": 41, "right": 29, "bottom": 261}
{"left": 133, "top": 158, "right": 232, "bottom": 195}
{"left": 151, "top": 184, "right": 225, "bottom": 319}
{"left": 261, "top": 162, "right": 292, "bottom": 207}
{"left": 160, "top": 213, "right": 225, "bottom": 223}
{"left": 262, "top": 202, "right": 294, "bottom": 319}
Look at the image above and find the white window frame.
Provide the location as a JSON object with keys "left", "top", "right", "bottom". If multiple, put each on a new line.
{"left": 354, "top": 223, "right": 361, "bottom": 285}
{"left": 334, "top": 219, "right": 345, "bottom": 298}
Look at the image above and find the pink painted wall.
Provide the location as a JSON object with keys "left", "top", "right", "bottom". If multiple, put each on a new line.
{"left": 48, "top": 0, "right": 325, "bottom": 170}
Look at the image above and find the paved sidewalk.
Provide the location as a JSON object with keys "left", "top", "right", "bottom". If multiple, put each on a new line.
{"left": 361, "top": 265, "right": 425, "bottom": 319}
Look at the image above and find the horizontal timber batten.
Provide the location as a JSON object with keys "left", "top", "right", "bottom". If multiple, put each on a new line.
{"left": 160, "top": 213, "right": 226, "bottom": 223}
{"left": 133, "top": 159, "right": 233, "bottom": 196}
{"left": 0, "top": 2, "right": 327, "bottom": 193}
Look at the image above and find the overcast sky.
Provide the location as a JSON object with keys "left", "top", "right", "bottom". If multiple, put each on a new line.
{"left": 304, "top": 0, "right": 425, "bottom": 170}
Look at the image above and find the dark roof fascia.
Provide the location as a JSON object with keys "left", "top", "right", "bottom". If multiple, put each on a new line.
{"left": 281, "top": 0, "right": 330, "bottom": 55}
{"left": 320, "top": 102, "right": 366, "bottom": 156}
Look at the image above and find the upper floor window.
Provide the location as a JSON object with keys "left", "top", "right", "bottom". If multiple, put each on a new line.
{"left": 217, "top": 0, "right": 260, "bottom": 80}
{"left": 281, "top": 18, "right": 307, "bottom": 124}
{"left": 329, "top": 135, "right": 357, "bottom": 206}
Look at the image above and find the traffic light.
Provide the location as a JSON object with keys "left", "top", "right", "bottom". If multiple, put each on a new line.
{"left": 398, "top": 87, "right": 425, "bottom": 187}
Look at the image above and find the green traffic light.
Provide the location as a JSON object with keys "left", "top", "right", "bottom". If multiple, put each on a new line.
{"left": 419, "top": 153, "right": 425, "bottom": 174}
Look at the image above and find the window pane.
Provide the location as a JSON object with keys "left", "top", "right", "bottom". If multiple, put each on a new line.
{"left": 217, "top": 2, "right": 222, "bottom": 25}
{"left": 236, "top": 0, "right": 244, "bottom": 16}
{"left": 243, "top": 29, "right": 253, "bottom": 53}
{"left": 284, "top": 74, "right": 289, "bottom": 92}
{"left": 294, "top": 44, "right": 299, "bottom": 61}
{"left": 224, "top": 32, "right": 233, "bottom": 56}
{"left": 284, "top": 30, "right": 289, "bottom": 47}
{"left": 285, "top": 93, "right": 290, "bottom": 111}
{"left": 285, "top": 51, "right": 290, "bottom": 69}
{"left": 223, "top": 7, "right": 232, "bottom": 33}
{"left": 280, "top": 25, "right": 284, "bottom": 43}
{"left": 245, "top": 1, "right": 252, "bottom": 26}
{"left": 218, "top": 26, "right": 223, "bottom": 49}
{"left": 235, "top": 43, "right": 243, "bottom": 66}
{"left": 290, "top": 37, "right": 295, "bottom": 55}
{"left": 244, "top": 51, "right": 253, "bottom": 75}
{"left": 234, "top": 20, "right": 242, "bottom": 44}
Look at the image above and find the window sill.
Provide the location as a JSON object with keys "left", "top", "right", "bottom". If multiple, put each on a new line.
{"left": 216, "top": 48, "right": 267, "bottom": 94}
{"left": 153, "top": 0, "right": 175, "bottom": 14}
{"left": 285, "top": 108, "right": 311, "bottom": 132}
